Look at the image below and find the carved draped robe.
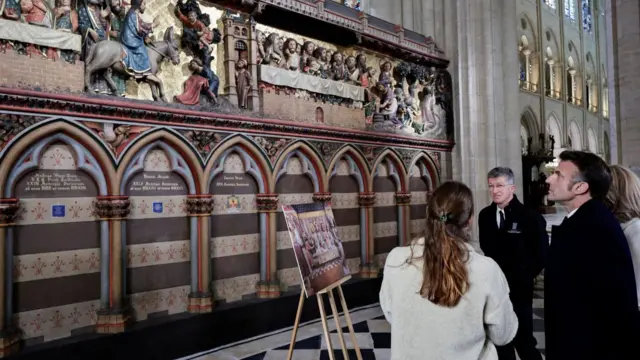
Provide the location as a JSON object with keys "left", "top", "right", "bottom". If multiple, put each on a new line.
{"left": 78, "top": 4, "right": 110, "bottom": 93}
{"left": 49, "top": 8, "right": 79, "bottom": 63}
{"left": 120, "top": 8, "right": 152, "bottom": 77}
{"left": 20, "top": 0, "right": 52, "bottom": 28}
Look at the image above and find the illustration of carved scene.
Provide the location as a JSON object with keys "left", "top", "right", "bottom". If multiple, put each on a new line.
{"left": 0, "top": 0, "right": 453, "bottom": 140}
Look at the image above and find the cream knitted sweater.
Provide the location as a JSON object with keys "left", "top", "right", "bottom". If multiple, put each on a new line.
{"left": 379, "top": 240, "right": 519, "bottom": 360}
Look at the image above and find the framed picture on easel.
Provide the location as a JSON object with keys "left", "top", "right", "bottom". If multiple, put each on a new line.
{"left": 282, "top": 202, "right": 350, "bottom": 297}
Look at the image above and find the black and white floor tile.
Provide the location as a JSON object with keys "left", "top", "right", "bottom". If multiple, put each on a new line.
{"left": 181, "top": 285, "right": 545, "bottom": 360}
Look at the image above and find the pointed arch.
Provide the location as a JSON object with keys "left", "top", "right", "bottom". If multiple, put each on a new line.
{"left": 518, "top": 12, "right": 538, "bottom": 50}
{"left": 370, "top": 149, "right": 407, "bottom": 192}
{"left": 569, "top": 120, "right": 583, "bottom": 150}
{"left": 272, "top": 141, "right": 327, "bottom": 193}
{"left": 408, "top": 152, "right": 440, "bottom": 190}
{"left": 587, "top": 127, "right": 598, "bottom": 153}
{"left": 116, "top": 129, "right": 204, "bottom": 195}
{"left": 0, "top": 119, "right": 116, "bottom": 194}
{"left": 521, "top": 106, "right": 540, "bottom": 137}
{"left": 326, "top": 145, "right": 371, "bottom": 193}
{"left": 204, "top": 135, "right": 272, "bottom": 194}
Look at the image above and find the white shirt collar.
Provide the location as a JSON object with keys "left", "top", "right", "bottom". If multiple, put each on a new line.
{"left": 566, "top": 208, "right": 579, "bottom": 218}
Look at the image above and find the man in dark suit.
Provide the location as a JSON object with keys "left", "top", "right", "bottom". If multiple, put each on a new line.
{"left": 545, "top": 150, "right": 639, "bottom": 359}
{"left": 479, "top": 167, "right": 548, "bottom": 360}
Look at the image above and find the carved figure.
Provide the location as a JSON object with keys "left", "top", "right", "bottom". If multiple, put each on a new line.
{"left": 235, "top": 58, "right": 252, "bottom": 108}
{"left": 105, "top": 0, "right": 127, "bottom": 95}
{"left": 119, "top": 0, "right": 156, "bottom": 77}
{"left": 345, "top": 55, "right": 359, "bottom": 84}
{"left": 48, "top": 0, "right": 79, "bottom": 63}
{"left": 175, "top": 52, "right": 219, "bottom": 105}
{"left": 256, "top": 30, "right": 265, "bottom": 63}
{"left": 99, "top": 123, "right": 131, "bottom": 151}
{"left": 84, "top": 26, "right": 180, "bottom": 101}
{"left": 300, "top": 40, "right": 315, "bottom": 69}
{"left": 78, "top": 0, "right": 111, "bottom": 93}
{"left": 330, "top": 52, "right": 347, "bottom": 81}
{"left": 20, "top": 0, "right": 53, "bottom": 28}
{"left": 282, "top": 37, "right": 299, "bottom": 71}
{"left": 379, "top": 61, "right": 392, "bottom": 84}
{"left": 375, "top": 80, "right": 400, "bottom": 125}
{"left": 262, "top": 33, "right": 283, "bottom": 66}
{"left": 1, "top": 0, "right": 22, "bottom": 20}
{"left": 434, "top": 69, "right": 454, "bottom": 139}
{"left": 174, "top": 0, "right": 221, "bottom": 60}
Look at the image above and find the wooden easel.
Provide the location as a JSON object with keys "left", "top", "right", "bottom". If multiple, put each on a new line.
{"left": 287, "top": 275, "right": 363, "bottom": 360}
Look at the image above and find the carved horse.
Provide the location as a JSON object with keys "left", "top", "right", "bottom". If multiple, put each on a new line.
{"left": 84, "top": 26, "right": 180, "bottom": 102}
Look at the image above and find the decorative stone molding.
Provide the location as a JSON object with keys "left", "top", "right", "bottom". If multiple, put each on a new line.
{"left": 187, "top": 292, "right": 213, "bottom": 313}
{"left": 358, "top": 192, "right": 376, "bottom": 207}
{"left": 313, "top": 192, "right": 332, "bottom": 203}
{"left": 0, "top": 199, "right": 20, "bottom": 227}
{"left": 94, "top": 196, "right": 130, "bottom": 220}
{"left": 256, "top": 280, "right": 280, "bottom": 298}
{"left": 96, "top": 308, "right": 130, "bottom": 334}
{"left": 395, "top": 192, "right": 412, "bottom": 205}
{"left": 186, "top": 195, "right": 213, "bottom": 216}
{"left": 256, "top": 194, "right": 279, "bottom": 212}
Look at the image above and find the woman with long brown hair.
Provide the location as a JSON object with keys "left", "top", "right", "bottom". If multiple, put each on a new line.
{"left": 379, "top": 181, "right": 518, "bottom": 359}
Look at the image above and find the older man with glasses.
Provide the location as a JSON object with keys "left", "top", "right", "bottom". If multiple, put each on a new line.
{"left": 479, "top": 167, "right": 549, "bottom": 360}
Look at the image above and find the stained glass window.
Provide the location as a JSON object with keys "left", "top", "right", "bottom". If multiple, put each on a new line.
{"left": 544, "top": 0, "right": 557, "bottom": 10}
{"left": 565, "top": 0, "right": 576, "bottom": 21}
{"left": 582, "top": 0, "right": 592, "bottom": 32}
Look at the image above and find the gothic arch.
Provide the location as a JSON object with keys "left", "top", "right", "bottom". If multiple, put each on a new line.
{"left": 408, "top": 152, "right": 440, "bottom": 190}
{"left": 0, "top": 119, "right": 116, "bottom": 194}
{"left": 272, "top": 141, "right": 326, "bottom": 193}
{"left": 326, "top": 145, "right": 371, "bottom": 193}
{"left": 569, "top": 120, "right": 583, "bottom": 150}
{"left": 546, "top": 113, "right": 562, "bottom": 151}
{"left": 518, "top": 13, "right": 538, "bottom": 50}
{"left": 587, "top": 127, "right": 598, "bottom": 153}
{"left": 370, "top": 149, "right": 407, "bottom": 192}
{"left": 116, "top": 129, "right": 204, "bottom": 195}
{"left": 544, "top": 28, "right": 560, "bottom": 61}
{"left": 521, "top": 106, "right": 540, "bottom": 137}
{"left": 204, "top": 135, "right": 272, "bottom": 194}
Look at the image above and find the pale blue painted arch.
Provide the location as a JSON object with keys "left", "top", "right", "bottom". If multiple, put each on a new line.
{"left": 373, "top": 159, "right": 402, "bottom": 191}
{"left": 120, "top": 141, "right": 197, "bottom": 195}
{"left": 116, "top": 126, "right": 204, "bottom": 165}
{"left": 329, "top": 154, "right": 365, "bottom": 192}
{"left": 209, "top": 146, "right": 267, "bottom": 193}
{"left": 4, "top": 133, "right": 108, "bottom": 197}
{"left": 275, "top": 150, "right": 321, "bottom": 193}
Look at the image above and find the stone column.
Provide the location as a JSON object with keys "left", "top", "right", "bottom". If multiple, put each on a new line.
{"left": 568, "top": 68, "right": 576, "bottom": 104}
{"left": 395, "top": 192, "right": 411, "bottom": 246}
{"left": 523, "top": 49, "right": 531, "bottom": 89}
{"left": 357, "top": 192, "right": 376, "bottom": 278}
{"left": 255, "top": 194, "right": 280, "bottom": 298}
{"left": 586, "top": 78, "right": 593, "bottom": 111}
{"left": 94, "top": 196, "right": 130, "bottom": 334}
{"left": 0, "top": 199, "right": 20, "bottom": 356}
{"left": 446, "top": 0, "right": 520, "bottom": 251}
{"left": 186, "top": 195, "right": 213, "bottom": 313}
{"left": 547, "top": 59, "right": 556, "bottom": 96}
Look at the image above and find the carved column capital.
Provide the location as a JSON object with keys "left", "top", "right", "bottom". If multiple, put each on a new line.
{"left": 395, "top": 192, "right": 412, "bottom": 205}
{"left": 0, "top": 198, "right": 21, "bottom": 227}
{"left": 95, "top": 196, "right": 130, "bottom": 220}
{"left": 187, "top": 195, "right": 213, "bottom": 217}
{"left": 256, "top": 193, "right": 279, "bottom": 212}
{"left": 358, "top": 192, "right": 376, "bottom": 207}
{"left": 314, "top": 0, "right": 324, "bottom": 13}
{"left": 313, "top": 192, "right": 332, "bottom": 203}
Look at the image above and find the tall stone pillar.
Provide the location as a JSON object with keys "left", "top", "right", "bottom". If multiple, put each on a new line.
{"left": 255, "top": 194, "right": 280, "bottom": 298}
{"left": 94, "top": 196, "right": 130, "bottom": 334}
{"left": 357, "top": 192, "right": 376, "bottom": 278}
{"left": 605, "top": 0, "right": 640, "bottom": 168}
{"left": 0, "top": 199, "right": 20, "bottom": 356}
{"left": 186, "top": 195, "right": 213, "bottom": 313}
{"left": 445, "top": 0, "right": 520, "bottom": 250}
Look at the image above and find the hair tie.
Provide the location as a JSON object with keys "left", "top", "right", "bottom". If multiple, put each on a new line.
{"left": 439, "top": 212, "right": 449, "bottom": 222}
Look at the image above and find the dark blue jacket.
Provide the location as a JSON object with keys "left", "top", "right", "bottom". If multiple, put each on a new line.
{"left": 545, "top": 199, "right": 640, "bottom": 359}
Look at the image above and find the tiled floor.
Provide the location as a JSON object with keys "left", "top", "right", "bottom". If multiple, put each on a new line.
{"left": 181, "top": 283, "right": 545, "bottom": 360}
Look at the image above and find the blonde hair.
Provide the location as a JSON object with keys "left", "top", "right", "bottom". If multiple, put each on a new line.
{"left": 605, "top": 165, "right": 640, "bottom": 223}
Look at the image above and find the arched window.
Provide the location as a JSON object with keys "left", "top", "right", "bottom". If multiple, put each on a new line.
{"left": 565, "top": 0, "right": 576, "bottom": 21}
{"left": 544, "top": 0, "right": 557, "bottom": 10}
{"left": 582, "top": 0, "right": 593, "bottom": 32}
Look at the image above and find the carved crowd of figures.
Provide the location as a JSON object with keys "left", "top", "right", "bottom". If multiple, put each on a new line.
{"left": 257, "top": 30, "right": 453, "bottom": 139}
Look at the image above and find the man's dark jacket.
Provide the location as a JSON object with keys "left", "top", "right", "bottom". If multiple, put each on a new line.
{"left": 478, "top": 195, "right": 549, "bottom": 303}
{"left": 545, "top": 199, "right": 640, "bottom": 359}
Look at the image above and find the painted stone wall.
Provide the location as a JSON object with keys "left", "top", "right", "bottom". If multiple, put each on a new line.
{"left": 0, "top": 112, "right": 441, "bottom": 347}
